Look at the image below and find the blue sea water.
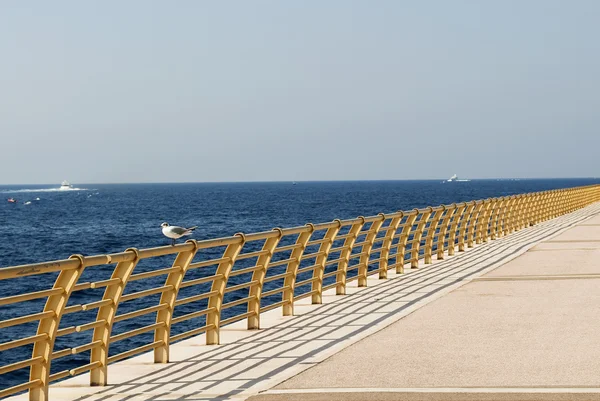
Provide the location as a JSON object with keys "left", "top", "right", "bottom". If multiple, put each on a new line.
{"left": 0, "top": 178, "right": 598, "bottom": 390}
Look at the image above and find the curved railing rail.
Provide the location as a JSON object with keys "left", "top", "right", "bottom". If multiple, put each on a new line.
{"left": 1, "top": 184, "right": 599, "bottom": 400}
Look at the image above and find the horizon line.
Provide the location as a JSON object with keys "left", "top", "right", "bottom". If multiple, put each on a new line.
{"left": 1, "top": 177, "right": 600, "bottom": 186}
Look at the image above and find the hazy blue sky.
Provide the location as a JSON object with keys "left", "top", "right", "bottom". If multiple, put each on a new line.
{"left": 1, "top": 1, "right": 598, "bottom": 184}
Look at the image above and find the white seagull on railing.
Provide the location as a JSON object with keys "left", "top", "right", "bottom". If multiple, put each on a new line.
{"left": 161, "top": 222, "right": 198, "bottom": 245}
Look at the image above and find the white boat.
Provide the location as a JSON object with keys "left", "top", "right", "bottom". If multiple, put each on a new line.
{"left": 447, "top": 174, "right": 458, "bottom": 182}
{"left": 60, "top": 180, "right": 73, "bottom": 190}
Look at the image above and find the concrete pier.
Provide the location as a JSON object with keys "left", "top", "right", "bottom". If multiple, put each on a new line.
{"left": 5, "top": 203, "right": 600, "bottom": 401}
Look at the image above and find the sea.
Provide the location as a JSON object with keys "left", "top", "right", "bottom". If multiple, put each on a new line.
{"left": 1, "top": 178, "right": 598, "bottom": 390}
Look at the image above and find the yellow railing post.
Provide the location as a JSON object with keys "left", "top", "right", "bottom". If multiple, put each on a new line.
{"left": 475, "top": 199, "right": 492, "bottom": 244}
{"left": 29, "top": 255, "right": 87, "bottom": 401}
{"left": 555, "top": 189, "right": 564, "bottom": 216}
{"left": 510, "top": 195, "right": 521, "bottom": 233}
{"left": 334, "top": 219, "right": 364, "bottom": 295}
{"left": 504, "top": 196, "right": 518, "bottom": 235}
{"left": 410, "top": 208, "right": 433, "bottom": 268}
{"left": 357, "top": 215, "right": 385, "bottom": 286}
{"left": 436, "top": 204, "right": 457, "bottom": 260}
{"left": 517, "top": 194, "right": 529, "bottom": 229}
{"left": 248, "top": 229, "right": 283, "bottom": 329}
{"left": 282, "top": 225, "right": 314, "bottom": 316}
{"left": 467, "top": 201, "right": 484, "bottom": 248}
{"left": 546, "top": 190, "right": 555, "bottom": 219}
{"left": 531, "top": 191, "right": 543, "bottom": 224}
{"left": 154, "top": 241, "right": 199, "bottom": 363}
{"left": 424, "top": 207, "right": 444, "bottom": 264}
{"left": 395, "top": 211, "right": 418, "bottom": 273}
{"left": 206, "top": 235, "right": 245, "bottom": 345}
{"left": 490, "top": 197, "right": 505, "bottom": 240}
{"left": 311, "top": 223, "right": 342, "bottom": 300}
{"left": 526, "top": 193, "right": 535, "bottom": 227}
{"left": 552, "top": 189, "right": 563, "bottom": 218}
{"left": 447, "top": 203, "right": 466, "bottom": 256}
{"left": 566, "top": 189, "right": 574, "bottom": 213}
{"left": 89, "top": 249, "right": 139, "bottom": 386}
{"left": 458, "top": 202, "right": 476, "bottom": 252}
{"left": 377, "top": 212, "right": 403, "bottom": 279}
{"left": 562, "top": 188, "right": 570, "bottom": 214}
{"left": 543, "top": 191, "right": 553, "bottom": 220}
{"left": 483, "top": 198, "right": 498, "bottom": 243}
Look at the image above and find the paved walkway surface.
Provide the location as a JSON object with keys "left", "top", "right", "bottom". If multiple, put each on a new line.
{"left": 10, "top": 203, "right": 600, "bottom": 401}
{"left": 252, "top": 205, "right": 600, "bottom": 401}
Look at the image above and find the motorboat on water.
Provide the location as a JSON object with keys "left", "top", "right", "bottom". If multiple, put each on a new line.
{"left": 60, "top": 180, "right": 73, "bottom": 190}
{"left": 444, "top": 174, "right": 471, "bottom": 183}
{"left": 7, "top": 198, "right": 17, "bottom": 203}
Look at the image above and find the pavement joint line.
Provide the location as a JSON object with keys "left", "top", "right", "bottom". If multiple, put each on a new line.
{"left": 261, "top": 387, "right": 600, "bottom": 394}
{"left": 545, "top": 240, "right": 600, "bottom": 243}
{"left": 473, "top": 273, "right": 600, "bottom": 281}
{"left": 530, "top": 248, "right": 600, "bottom": 251}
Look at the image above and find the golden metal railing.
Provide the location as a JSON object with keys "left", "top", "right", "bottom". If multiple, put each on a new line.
{"left": 1, "top": 184, "right": 599, "bottom": 400}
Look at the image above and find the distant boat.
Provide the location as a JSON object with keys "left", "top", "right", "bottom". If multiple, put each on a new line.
{"left": 60, "top": 180, "right": 73, "bottom": 190}
{"left": 292, "top": 182, "right": 297, "bottom": 185}
{"left": 7, "top": 198, "right": 17, "bottom": 203}
{"left": 446, "top": 174, "right": 471, "bottom": 183}
{"left": 24, "top": 201, "right": 32, "bottom": 205}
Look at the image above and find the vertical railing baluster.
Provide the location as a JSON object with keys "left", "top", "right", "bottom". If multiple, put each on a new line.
{"left": 89, "top": 249, "right": 140, "bottom": 386}
{"left": 282, "top": 225, "right": 314, "bottom": 316}
{"left": 411, "top": 208, "right": 432, "bottom": 268}
{"left": 206, "top": 234, "right": 245, "bottom": 345}
{"left": 247, "top": 229, "right": 283, "bottom": 329}
{"left": 314, "top": 224, "right": 343, "bottom": 299}
{"left": 334, "top": 219, "right": 364, "bottom": 295}
{"left": 481, "top": 198, "right": 497, "bottom": 243}
{"left": 457, "top": 202, "right": 475, "bottom": 252}
{"left": 424, "top": 207, "right": 444, "bottom": 264}
{"left": 395, "top": 211, "right": 418, "bottom": 273}
{"left": 475, "top": 199, "right": 492, "bottom": 244}
{"left": 447, "top": 203, "right": 466, "bottom": 256}
{"left": 504, "top": 196, "right": 517, "bottom": 235}
{"left": 29, "top": 255, "right": 87, "bottom": 401}
{"left": 467, "top": 201, "right": 484, "bottom": 248}
{"left": 377, "top": 212, "right": 403, "bottom": 279}
{"left": 357, "top": 215, "right": 385, "bottom": 286}
{"left": 154, "top": 241, "right": 199, "bottom": 363}
{"left": 304, "top": 223, "right": 341, "bottom": 301}
{"left": 436, "top": 205, "right": 457, "bottom": 260}
{"left": 310, "top": 222, "right": 342, "bottom": 300}
{"left": 490, "top": 197, "right": 506, "bottom": 240}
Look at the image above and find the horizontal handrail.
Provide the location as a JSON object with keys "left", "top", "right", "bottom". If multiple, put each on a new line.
{"left": 0, "top": 184, "right": 599, "bottom": 401}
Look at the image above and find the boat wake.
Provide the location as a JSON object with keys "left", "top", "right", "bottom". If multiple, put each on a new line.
{"left": 1, "top": 188, "right": 91, "bottom": 194}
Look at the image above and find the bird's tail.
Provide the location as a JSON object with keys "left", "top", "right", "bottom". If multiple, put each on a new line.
{"left": 187, "top": 226, "right": 198, "bottom": 231}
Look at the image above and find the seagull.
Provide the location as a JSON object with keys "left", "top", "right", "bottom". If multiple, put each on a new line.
{"left": 161, "top": 222, "right": 198, "bottom": 245}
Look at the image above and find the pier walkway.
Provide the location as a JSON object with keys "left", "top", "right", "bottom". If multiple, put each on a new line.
{"left": 6, "top": 202, "right": 600, "bottom": 401}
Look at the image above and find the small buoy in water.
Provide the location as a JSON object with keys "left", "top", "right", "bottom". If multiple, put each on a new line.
{"left": 35, "top": 197, "right": 40, "bottom": 201}
{"left": 25, "top": 201, "right": 32, "bottom": 205}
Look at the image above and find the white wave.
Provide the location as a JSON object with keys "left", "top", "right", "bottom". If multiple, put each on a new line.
{"left": 456, "top": 179, "right": 471, "bottom": 182}
{"left": 1, "top": 187, "right": 92, "bottom": 194}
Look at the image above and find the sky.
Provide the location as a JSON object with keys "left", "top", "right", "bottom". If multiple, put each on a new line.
{"left": 0, "top": 1, "right": 599, "bottom": 184}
